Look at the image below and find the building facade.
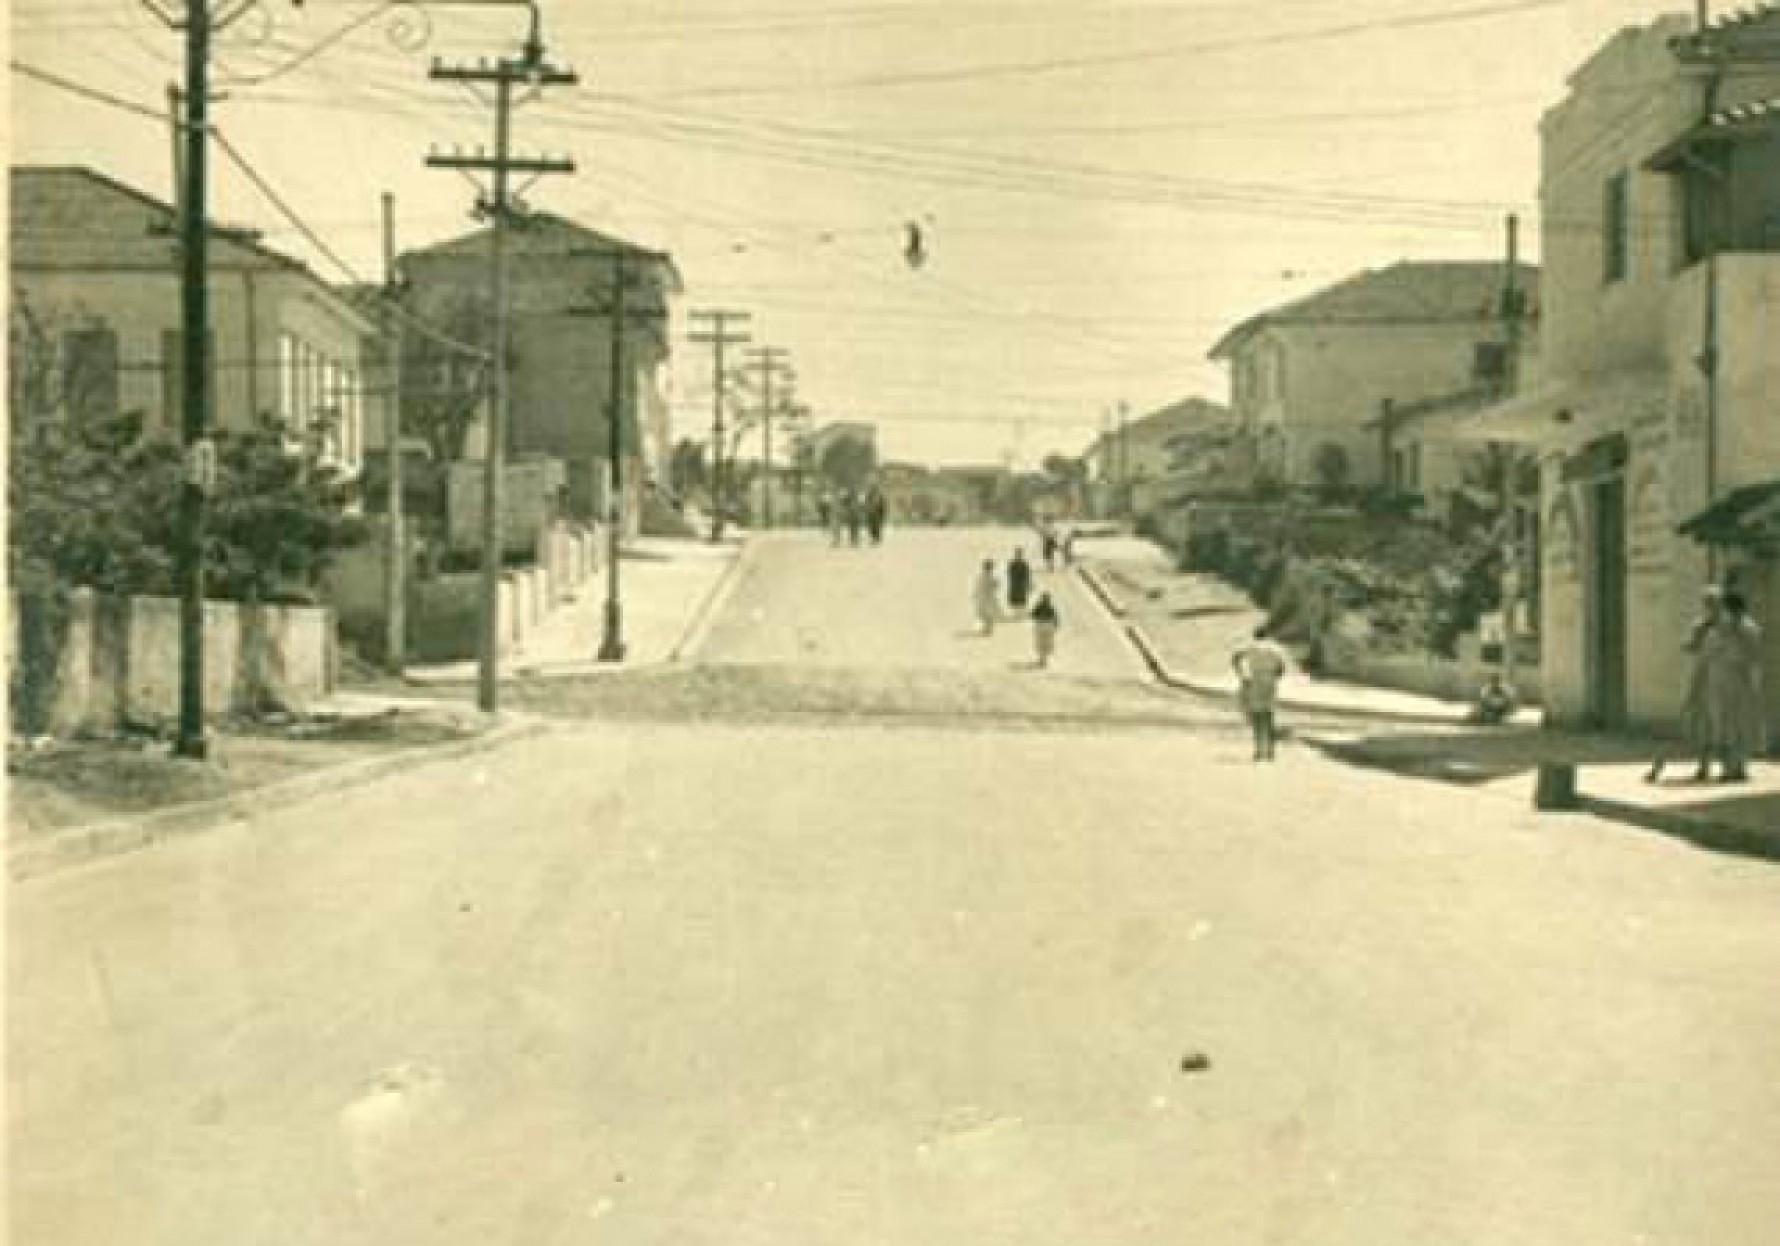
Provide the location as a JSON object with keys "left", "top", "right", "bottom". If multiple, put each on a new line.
{"left": 1085, "top": 397, "right": 1231, "bottom": 516}
{"left": 1470, "top": 9, "right": 1780, "bottom": 733}
{"left": 10, "top": 166, "right": 378, "bottom": 471}
{"left": 1209, "top": 262, "right": 1540, "bottom": 495}
{"left": 397, "top": 213, "right": 681, "bottom": 530}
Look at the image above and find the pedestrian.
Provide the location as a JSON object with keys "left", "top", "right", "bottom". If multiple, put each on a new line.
{"left": 973, "top": 560, "right": 1001, "bottom": 636}
{"left": 1031, "top": 591, "right": 1060, "bottom": 668}
{"left": 845, "top": 491, "right": 863, "bottom": 547}
{"left": 828, "top": 491, "right": 846, "bottom": 546}
{"left": 1040, "top": 526, "right": 1058, "bottom": 572}
{"left": 1652, "top": 588, "right": 1725, "bottom": 783}
{"left": 1007, "top": 548, "right": 1033, "bottom": 612}
{"left": 1232, "top": 624, "right": 1289, "bottom": 762}
{"left": 866, "top": 486, "right": 887, "bottom": 545}
{"left": 1700, "top": 589, "right": 1766, "bottom": 782}
{"left": 817, "top": 491, "right": 833, "bottom": 535}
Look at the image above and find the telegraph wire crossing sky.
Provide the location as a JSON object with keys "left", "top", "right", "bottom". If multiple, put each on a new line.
{"left": 11, "top": 0, "right": 1671, "bottom": 464}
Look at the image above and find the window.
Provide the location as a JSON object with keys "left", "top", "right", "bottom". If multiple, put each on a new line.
{"left": 61, "top": 327, "right": 119, "bottom": 425}
{"left": 1604, "top": 172, "right": 1630, "bottom": 282}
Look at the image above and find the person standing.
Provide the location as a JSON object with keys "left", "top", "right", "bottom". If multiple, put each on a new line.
{"left": 1653, "top": 587, "right": 1724, "bottom": 783}
{"left": 1040, "top": 526, "right": 1059, "bottom": 572}
{"left": 1232, "top": 625, "right": 1289, "bottom": 762}
{"left": 1007, "top": 548, "right": 1033, "bottom": 613}
{"left": 844, "top": 491, "right": 864, "bottom": 547}
{"left": 1701, "top": 590, "right": 1766, "bottom": 782}
{"left": 1031, "top": 591, "right": 1060, "bottom": 668}
{"left": 973, "top": 560, "right": 1001, "bottom": 636}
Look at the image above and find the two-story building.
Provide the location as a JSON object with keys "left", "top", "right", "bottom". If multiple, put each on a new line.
{"left": 397, "top": 212, "right": 681, "bottom": 531}
{"left": 1209, "top": 261, "right": 1540, "bottom": 495}
{"left": 10, "top": 165, "right": 379, "bottom": 469}
{"left": 1467, "top": 8, "right": 1780, "bottom": 733}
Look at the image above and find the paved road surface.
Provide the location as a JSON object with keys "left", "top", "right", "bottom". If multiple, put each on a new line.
{"left": 698, "top": 528, "right": 1138, "bottom": 678}
{"left": 12, "top": 527, "right": 1780, "bottom": 1246}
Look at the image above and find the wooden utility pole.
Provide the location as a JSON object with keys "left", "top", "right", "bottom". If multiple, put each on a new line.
{"left": 174, "top": 2, "right": 212, "bottom": 759}
{"left": 744, "top": 346, "right": 793, "bottom": 528}
{"left": 381, "top": 191, "right": 406, "bottom": 674}
{"left": 1499, "top": 213, "right": 1526, "bottom": 688}
{"left": 426, "top": 34, "right": 576, "bottom": 712}
{"left": 688, "top": 309, "right": 751, "bottom": 542}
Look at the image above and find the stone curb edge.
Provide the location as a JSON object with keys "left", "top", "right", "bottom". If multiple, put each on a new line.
{"left": 9, "top": 716, "right": 554, "bottom": 883}
{"left": 669, "top": 537, "right": 755, "bottom": 664}
{"left": 1074, "top": 564, "right": 1465, "bottom": 729}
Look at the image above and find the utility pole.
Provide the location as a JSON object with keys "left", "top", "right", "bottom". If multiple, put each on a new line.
{"left": 174, "top": 3, "right": 212, "bottom": 759}
{"left": 382, "top": 191, "right": 406, "bottom": 674}
{"left": 570, "top": 247, "right": 668, "bottom": 663}
{"left": 744, "top": 346, "right": 793, "bottom": 528}
{"left": 688, "top": 309, "right": 751, "bottom": 542}
{"left": 1498, "top": 212, "right": 1526, "bottom": 689}
{"left": 426, "top": 26, "right": 576, "bottom": 713}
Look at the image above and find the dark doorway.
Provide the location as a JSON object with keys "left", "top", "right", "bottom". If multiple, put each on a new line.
{"left": 1586, "top": 475, "right": 1628, "bottom": 728}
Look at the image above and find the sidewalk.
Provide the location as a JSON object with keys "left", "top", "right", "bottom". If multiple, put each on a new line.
{"left": 1075, "top": 535, "right": 1537, "bottom": 727}
{"left": 1075, "top": 533, "right": 1779, "bottom": 860}
{"left": 405, "top": 535, "right": 746, "bottom": 683}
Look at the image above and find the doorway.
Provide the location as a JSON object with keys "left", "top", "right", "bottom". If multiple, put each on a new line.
{"left": 1586, "top": 475, "right": 1628, "bottom": 728}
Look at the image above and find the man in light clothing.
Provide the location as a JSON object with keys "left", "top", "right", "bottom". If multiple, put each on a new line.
{"left": 1232, "top": 625, "right": 1289, "bottom": 762}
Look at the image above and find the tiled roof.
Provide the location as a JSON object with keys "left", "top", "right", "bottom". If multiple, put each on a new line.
{"left": 1209, "top": 261, "right": 1540, "bottom": 359}
{"left": 10, "top": 165, "right": 304, "bottom": 272}
{"left": 403, "top": 210, "right": 683, "bottom": 292}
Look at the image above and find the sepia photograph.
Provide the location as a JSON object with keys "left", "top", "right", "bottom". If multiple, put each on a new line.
{"left": 6, "top": 0, "right": 1780, "bottom": 1241}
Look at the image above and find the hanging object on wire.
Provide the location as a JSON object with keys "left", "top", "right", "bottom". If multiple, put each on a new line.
{"left": 904, "top": 220, "right": 927, "bottom": 270}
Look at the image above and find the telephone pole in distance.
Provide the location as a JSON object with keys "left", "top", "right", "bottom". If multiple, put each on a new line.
{"left": 743, "top": 346, "right": 794, "bottom": 529}
{"left": 688, "top": 309, "right": 751, "bottom": 542}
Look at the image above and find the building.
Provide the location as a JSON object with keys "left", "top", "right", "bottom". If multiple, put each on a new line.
{"left": 1464, "top": 8, "right": 1780, "bottom": 732}
{"left": 397, "top": 212, "right": 681, "bottom": 531}
{"left": 9, "top": 165, "right": 379, "bottom": 471}
{"left": 1085, "top": 397, "right": 1234, "bottom": 516}
{"left": 1209, "top": 261, "right": 1540, "bottom": 494}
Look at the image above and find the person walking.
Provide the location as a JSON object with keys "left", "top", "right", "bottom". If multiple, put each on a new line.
{"left": 1040, "top": 526, "right": 1059, "bottom": 572}
{"left": 1006, "top": 548, "right": 1033, "bottom": 612}
{"left": 866, "top": 486, "right": 888, "bottom": 545}
{"left": 1031, "top": 591, "right": 1060, "bottom": 668}
{"left": 1701, "top": 589, "right": 1766, "bottom": 782}
{"left": 1232, "top": 625, "right": 1289, "bottom": 761}
{"left": 973, "top": 560, "right": 1001, "bottom": 636}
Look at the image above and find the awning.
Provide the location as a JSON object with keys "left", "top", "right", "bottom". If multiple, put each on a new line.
{"left": 1677, "top": 478, "right": 1780, "bottom": 548}
{"left": 1447, "top": 371, "right": 1667, "bottom": 445}
{"left": 1647, "top": 98, "right": 1780, "bottom": 173}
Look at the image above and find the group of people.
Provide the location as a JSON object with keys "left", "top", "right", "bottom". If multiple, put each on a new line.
{"left": 818, "top": 487, "right": 888, "bottom": 548}
{"left": 973, "top": 548, "right": 1062, "bottom": 668}
{"left": 1653, "top": 585, "right": 1766, "bottom": 784}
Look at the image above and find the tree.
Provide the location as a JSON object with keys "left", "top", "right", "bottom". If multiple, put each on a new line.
{"left": 399, "top": 289, "right": 491, "bottom": 463}
{"left": 819, "top": 431, "right": 878, "bottom": 491}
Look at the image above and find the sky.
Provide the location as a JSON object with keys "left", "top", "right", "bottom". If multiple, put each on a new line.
{"left": 11, "top": 0, "right": 1686, "bottom": 467}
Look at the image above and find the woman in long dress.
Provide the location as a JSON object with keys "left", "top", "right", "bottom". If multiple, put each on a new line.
{"left": 1700, "top": 590, "right": 1766, "bottom": 782}
{"left": 1031, "top": 592, "right": 1060, "bottom": 668}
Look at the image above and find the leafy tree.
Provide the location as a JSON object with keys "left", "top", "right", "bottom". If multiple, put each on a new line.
{"left": 399, "top": 289, "right": 490, "bottom": 463}
{"left": 819, "top": 431, "right": 878, "bottom": 491}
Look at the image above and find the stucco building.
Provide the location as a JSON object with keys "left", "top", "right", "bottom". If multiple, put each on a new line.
{"left": 1210, "top": 262, "right": 1540, "bottom": 495}
{"left": 10, "top": 165, "right": 378, "bottom": 472}
{"left": 397, "top": 213, "right": 681, "bottom": 530}
{"left": 1468, "top": 8, "right": 1780, "bottom": 733}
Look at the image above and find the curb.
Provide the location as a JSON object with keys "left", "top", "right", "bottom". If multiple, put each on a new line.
{"left": 10, "top": 715, "right": 554, "bottom": 882}
{"left": 1572, "top": 794, "right": 1780, "bottom": 864}
{"left": 1076, "top": 563, "right": 1479, "bottom": 728}
{"left": 669, "top": 537, "right": 755, "bottom": 663}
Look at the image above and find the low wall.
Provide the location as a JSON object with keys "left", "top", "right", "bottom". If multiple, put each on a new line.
{"left": 10, "top": 590, "right": 334, "bottom": 736}
{"left": 1322, "top": 636, "right": 1544, "bottom": 707}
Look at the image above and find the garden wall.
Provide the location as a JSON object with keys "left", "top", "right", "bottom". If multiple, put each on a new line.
{"left": 9, "top": 590, "right": 334, "bottom": 736}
